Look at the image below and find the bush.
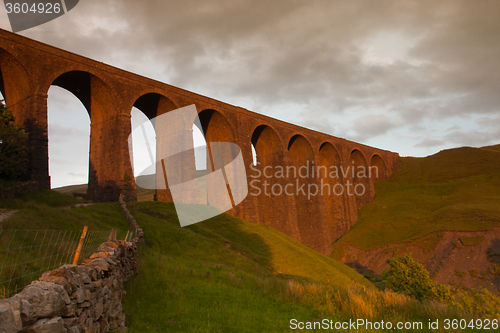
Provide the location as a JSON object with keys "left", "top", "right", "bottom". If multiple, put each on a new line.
{"left": 382, "top": 253, "right": 453, "bottom": 303}
{"left": 456, "top": 287, "right": 500, "bottom": 317}
{"left": 0, "top": 101, "right": 29, "bottom": 181}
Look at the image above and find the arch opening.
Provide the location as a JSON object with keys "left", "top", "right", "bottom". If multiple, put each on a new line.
{"left": 192, "top": 122, "right": 208, "bottom": 204}
{"left": 0, "top": 73, "right": 5, "bottom": 103}
{"left": 47, "top": 85, "right": 90, "bottom": 189}
{"left": 130, "top": 93, "right": 178, "bottom": 201}
{"left": 46, "top": 71, "right": 104, "bottom": 194}
{"left": 197, "top": 109, "right": 238, "bottom": 208}
{"left": 251, "top": 143, "right": 257, "bottom": 166}
{"left": 48, "top": 70, "right": 132, "bottom": 201}
{"left": 193, "top": 123, "right": 207, "bottom": 171}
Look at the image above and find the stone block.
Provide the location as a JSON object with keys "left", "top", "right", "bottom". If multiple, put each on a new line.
{"left": 25, "top": 317, "right": 66, "bottom": 333}
{"left": 0, "top": 305, "right": 21, "bottom": 333}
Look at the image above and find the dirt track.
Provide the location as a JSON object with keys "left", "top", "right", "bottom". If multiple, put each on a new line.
{"left": 0, "top": 209, "right": 18, "bottom": 223}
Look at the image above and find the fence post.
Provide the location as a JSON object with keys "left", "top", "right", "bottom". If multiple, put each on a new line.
{"left": 72, "top": 226, "right": 88, "bottom": 265}
{"left": 108, "top": 228, "right": 115, "bottom": 242}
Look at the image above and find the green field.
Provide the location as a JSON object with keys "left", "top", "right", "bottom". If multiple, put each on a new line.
{"left": 121, "top": 201, "right": 371, "bottom": 332}
{"left": 0, "top": 190, "right": 130, "bottom": 298}
{"left": 52, "top": 182, "right": 156, "bottom": 202}
{"left": 331, "top": 144, "right": 500, "bottom": 256}
{"left": 4, "top": 144, "right": 500, "bottom": 332}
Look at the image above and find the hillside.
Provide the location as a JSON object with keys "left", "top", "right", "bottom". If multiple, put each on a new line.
{"left": 53, "top": 182, "right": 156, "bottom": 202}
{"left": 121, "top": 201, "right": 375, "bottom": 332}
{"left": 52, "top": 171, "right": 207, "bottom": 202}
{"left": 331, "top": 144, "right": 500, "bottom": 294}
{"left": 3, "top": 189, "right": 498, "bottom": 331}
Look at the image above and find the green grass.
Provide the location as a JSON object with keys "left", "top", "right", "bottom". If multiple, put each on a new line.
{"left": 122, "top": 201, "right": 372, "bottom": 331}
{"left": 460, "top": 236, "right": 484, "bottom": 246}
{"left": 1, "top": 189, "right": 497, "bottom": 331}
{"left": 0, "top": 190, "right": 130, "bottom": 298}
{"left": 52, "top": 170, "right": 208, "bottom": 203}
{"left": 331, "top": 145, "right": 500, "bottom": 255}
{"left": 122, "top": 201, "right": 500, "bottom": 332}
{"left": 122, "top": 202, "right": 399, "bottom": 332}
{"left": 53, "top": 183, "right": 157, "bottom": 202}
{"left": 0, "top": 189, "right": 129, "bottom": 232}
{"left": 0, "top": 189, "right": 79, "bottom": 209}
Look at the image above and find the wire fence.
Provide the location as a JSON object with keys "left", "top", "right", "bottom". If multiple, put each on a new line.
{"left": 0, "top": 228, "right": 130, "bottom": 299}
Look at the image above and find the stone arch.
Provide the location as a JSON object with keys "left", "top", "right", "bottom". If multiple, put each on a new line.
{"left": 0, "top": 48, "right": 33, "bottom": 121}
{"left": 198, "top": 109, "right": 242, "bottom": 210}
{"left": 288, "top": 134, "right": 330, "bottom": 254}
{"left": 349, "top": 149, "right": 373, "bottom": 209}
{"left": 318, "top": 142, "right": 348, "bottom": 242}
{"left": 48, "top": 70, "right": 133, "bottom": 201}
{"left": 130, "top": 92, "right": 178, "bottom": 202}
{"left": 251, "top": 124, "right": 283, "bottom": 162}
{"left": 133, "top": 92, "right": 178, "bottom": 121}
{"left": 50, "top": 71, "right": 116, "bottom": 121}
{"left": 198, "top": 109, "right": 236, "bottom": 143}
{"left": 370, "top": 154, "right": 387, "bottom": 182}
{"left": 251, "top": 124, "right": 294, "bottom": 235}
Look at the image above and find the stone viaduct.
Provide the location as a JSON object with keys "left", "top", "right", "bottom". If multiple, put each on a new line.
{"left": 0, "top": 29, "right": 399, "bottom": 255}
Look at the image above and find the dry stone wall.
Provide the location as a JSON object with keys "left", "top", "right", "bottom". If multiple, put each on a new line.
{"left": 0, "top": 181, "right": 39, "bottom": 199}
{"left": 0, "top": 196, "right": 143, "bottom": 333}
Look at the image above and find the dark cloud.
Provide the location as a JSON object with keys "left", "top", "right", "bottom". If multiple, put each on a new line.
{"left": 2, "top": 0, "right": 498, "bottom": 186}
{"left": 21, "top": 0, "right": 499, "bottom": 123}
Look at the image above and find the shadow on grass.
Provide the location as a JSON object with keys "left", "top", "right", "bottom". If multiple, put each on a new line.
{"left": 127, "top": 201, "right": 274, "bottom": 271}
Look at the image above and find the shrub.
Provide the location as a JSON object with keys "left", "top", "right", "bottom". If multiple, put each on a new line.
{"left": 383, "top": 253, "right": 453, "bottom": 303}
{"left": 0, "top": 101, "right": 29, "bottom": 181}
{"left": 455, "top": 287, "right": 500, "bottom": 317}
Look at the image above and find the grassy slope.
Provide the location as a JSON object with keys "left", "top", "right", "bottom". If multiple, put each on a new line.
{"left": 331, "top": 144, "right": 500, "bottom": 256}
{"left": 3, "top": 189, "right": 494, "bottom": 331}
{"left": 52, "top": 183, "right": 156, "bottom": 202}
{"left": 0, "top": 189, "right": 130, "bottom": 234}
{"left": 52, "top": 171, "right": 208, "bottom": 203}
{"left": 0, "top": 190, "right": 131, "bottom": 297}
{"left": 1, "top": 190, "right": 377, "bottom": 331}
{"left": 122, "top": 201, "right": 371, "bottom": 332}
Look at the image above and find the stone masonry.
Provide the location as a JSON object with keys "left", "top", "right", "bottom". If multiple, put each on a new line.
{"left": 0, "top": 196, "right": 143, "bottom": 333}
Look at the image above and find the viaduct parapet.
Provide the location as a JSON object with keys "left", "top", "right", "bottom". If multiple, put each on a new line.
{"left": 0, "top": 29, "right": 398, "bottom": 254}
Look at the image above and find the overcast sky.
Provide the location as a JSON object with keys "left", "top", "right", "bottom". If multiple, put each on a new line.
{"left": 1, "top": 0, "right": 499, "bottom": 188}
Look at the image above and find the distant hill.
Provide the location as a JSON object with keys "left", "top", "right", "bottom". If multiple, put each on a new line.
{"left": 53, "top": 171, "right": 208, "bottom": 202}
{"left": 331, "top": 144, "right": 500, "bottom": 294}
